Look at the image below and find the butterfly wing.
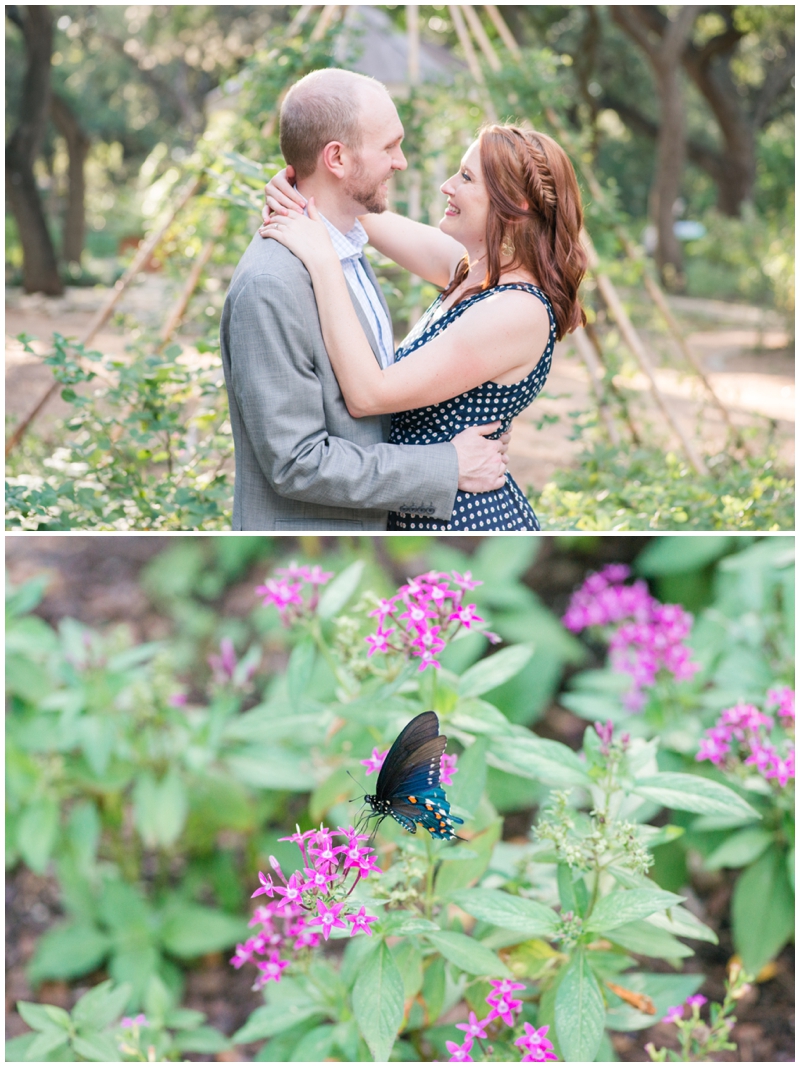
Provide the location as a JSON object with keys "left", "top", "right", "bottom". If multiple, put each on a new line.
{"left": 374, "top": 712, "right": 463, "bottom": 840}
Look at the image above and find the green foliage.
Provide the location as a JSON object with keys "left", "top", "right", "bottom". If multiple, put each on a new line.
{"left": 562, "top": 536, "right": 795, "bottom": 977}
{"left": 6, "top": 333, "right": 232, "bottom": 530}
{"left": 8, "top": 976, "right": 229, "bottom": 1062}
{"left": 533, "top": 443, "right": 794, "bottom": 531}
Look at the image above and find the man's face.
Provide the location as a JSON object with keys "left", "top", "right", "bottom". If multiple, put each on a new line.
{"left": 343, "top": 88, "right": 406, "bottom": 214}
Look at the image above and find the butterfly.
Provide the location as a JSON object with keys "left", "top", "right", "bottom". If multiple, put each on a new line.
{"left": 361, "top": 711, "right": 464, "bottom": 840}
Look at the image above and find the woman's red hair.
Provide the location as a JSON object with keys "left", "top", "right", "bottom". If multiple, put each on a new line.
{"left": 443, "top": 125, "right": 587, "bottom": 341}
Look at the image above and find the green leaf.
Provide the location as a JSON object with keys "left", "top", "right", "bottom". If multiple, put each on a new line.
{"left": 554, "top": 950, "right": 605, "bottom": 1062}
{"left": 164, "top": 1009, "right": 205, "bottom": 1030}
{"left": 289, "top": 1023, "right": 336, "bottom": 1061}
{"left": 489, "top": 735, "right": 590, "bottom": 787}
{"left": 225, "top": 750, "right": 316, "bottom": 791}
{"left": 160, "top": 904, "right": 249, "bottom": 959}
{"left": 18, "top": 797, "right": 59, "bottom": 873}
{"left": 173, "top": 1026, "right": 231, "bottom": 1053}
{"left": 233, "top": 1003, "right": 324, "bottom": 1044}
{"left": 72, "top": 980, "right": 131, "bottom": 1031}
{"left": 287, "top": 638, "right": 316, "bottom": 710}
{"left": 732, "top": 845, "right": 794, "bottom": 974}
{"left": 459, "top": 645, "right": 534, "bottom": 698}
{"left": 608, "top": 920, "right": 694, "bottom": 960}
{"left": 450, "top": 889, "right": 559, "bottom": 937}
{"left": 28, "top": 924, "right": 111, "bottom": 984}
{"left": 645, "top": 906, "right": 718, "bottom": 945}
{"left": 390, "top": 939, "right": 424, "bottom": 1000}
{"left": 16, "top": 1002, "right": 70, "bottom": 1033}
{"left": 705, "top": 828, "right": 773, "bottom": 871}
{"left": 317, "top": 561, "right": 365, "bottom": 619}
{"left": 5, "top": 1033, "right": 36, "bottom": 1061}
{"left": 636, "top": 536, "right": 733, "bottom": 575}
{"left": 132, "top": 772, "right": 161, "bottom": 849}
{"left": 66, "top": 801, "right": 100, "bottom": 872}
{"left": 71, "top": 1031, "right": 122, "bottom": 1062}
{"left": 631, "top": 773, "right": 759, "bottom": 820}
{"left": 586, "top": 889, "right": 685, "bottom": 934}
{"left": 446, "top": 736, "right": 487, "bottom": 819}
{"left": 424, "top": 930, "right": 511, "bottom": 977}
{"left": 352, "top": 940, "right": 404, "bottom": 1062}
{"left": 435, "top": 819, "right": 501, "bottom": 897}
{"left": 22, "top": 1029, "right": 70, "bottom": 1060}
{"left": 155, "top": 770, "right": 188, "bottom": 847}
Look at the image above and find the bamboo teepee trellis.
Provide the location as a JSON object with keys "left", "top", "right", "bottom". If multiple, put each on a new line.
{"left": 8, "top": 3, "right": 738, "bottom": 477}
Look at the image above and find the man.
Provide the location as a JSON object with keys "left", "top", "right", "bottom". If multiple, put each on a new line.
{"left": 220, "top": 68, "right": 508, "bottom": 530}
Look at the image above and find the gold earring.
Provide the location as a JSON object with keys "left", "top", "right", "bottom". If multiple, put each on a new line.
{"left": 501, "top": 237, "right": 515, "bottom": 258}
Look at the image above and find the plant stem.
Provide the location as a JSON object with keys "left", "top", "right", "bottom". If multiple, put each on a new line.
{"left": 424, "top": 832, "right": 435, "bottom": 920}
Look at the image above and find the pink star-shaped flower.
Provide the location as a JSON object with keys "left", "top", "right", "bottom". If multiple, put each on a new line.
{"left": 456, "top": 1012, "right": 489, "bottom": 1040}
{"left": 308, "top": 899, "right": 348, "bottom": 941}
{"left": 251, "top": 871, "right": 275, "bottom": 898}
{"left": 361, "top": 747, "right": 388, "bottom": 776}
{"left": 255, "top": 951, "right": 289, "bottom": 984}
{"left": 347, "top": 906, "right": 379, "bottom": 936}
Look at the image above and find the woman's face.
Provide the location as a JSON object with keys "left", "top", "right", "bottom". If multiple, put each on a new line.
{"left": 439, "top": 141, "right": 489, "bottom": 251}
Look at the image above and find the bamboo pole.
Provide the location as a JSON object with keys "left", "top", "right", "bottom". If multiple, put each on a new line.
{"left": 287, "top": 5, "right": 314, "bottom": 36}
{"left": 158, "top": 211, "right": 227, "bottom": 349}
{"left": 583, "top": 233, "right": 709, "bottom": 474}
{"left": 570, "top": 327, "right": 621, "bottom": 446}
{"left": 463, "top": 5, "right": 502, "bottom": 71}
{"left": 585, "top": 321, "right": 642, "bottom": 445}
{"left": 448, "top": 5, "right": 498, "bottom": 121}
{"left": 542, "top": 105, "right": 747, "bottom": 452}
{"left": 310, "top": 5, "right": 340, "bottom": 42}
{"left": 6, "top": 174, "right": 203, "bottom": 457}
{"left": 484, "top": 4, "right": 522, "bottom": 59}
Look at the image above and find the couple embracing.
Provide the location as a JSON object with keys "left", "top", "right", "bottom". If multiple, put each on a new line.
{"left": 220, "top": 68, "right": 587, "bottom": 531}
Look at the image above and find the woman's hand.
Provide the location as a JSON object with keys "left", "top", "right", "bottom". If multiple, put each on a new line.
{"left": 260, "top": 165, "right": 306, "bottom": 234}
{"left": 261, "top": 197, "right": 338, "bottom": 273}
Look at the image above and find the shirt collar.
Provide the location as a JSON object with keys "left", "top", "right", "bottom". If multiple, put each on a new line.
{"left": 317, "top": 212, "right": 368, "bottom": 263}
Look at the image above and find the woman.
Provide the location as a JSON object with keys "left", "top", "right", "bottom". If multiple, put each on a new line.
{"left": 261, "top": 123, "right": 587, "bottom": 531}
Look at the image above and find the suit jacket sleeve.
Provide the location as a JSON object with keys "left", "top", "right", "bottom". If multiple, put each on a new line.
{"left": 228, "top": 270, "right": 459, "bottom": 519}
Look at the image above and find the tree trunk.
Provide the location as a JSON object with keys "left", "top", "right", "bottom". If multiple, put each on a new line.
{"left": 5, "top": 5, "right": 62, "bottom": 295}
{"left": 51, "top": 93, "right": 90, "bottom": 265}
{"left": 612, "top": 6, "right": 698, "bottom": 290}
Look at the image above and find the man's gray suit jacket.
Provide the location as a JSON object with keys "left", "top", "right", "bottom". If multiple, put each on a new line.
{"left": 220, "top": 233, "right": 459, "bottom": 530}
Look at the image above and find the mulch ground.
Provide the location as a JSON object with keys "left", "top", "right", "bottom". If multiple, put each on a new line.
{"left": 5, "top": 536, "right": 795, "bottom": 1061}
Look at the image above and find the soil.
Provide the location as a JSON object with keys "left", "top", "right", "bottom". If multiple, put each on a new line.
{"left": 5, "top": 284, "right": 794, "bottom": 497}
{"left": 4, "top": 537, "right": 795, "bottom": 1061}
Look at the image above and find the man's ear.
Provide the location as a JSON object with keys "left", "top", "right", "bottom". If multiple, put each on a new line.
{"left": 320, "top": 140, "right": 347, "bottom": 179}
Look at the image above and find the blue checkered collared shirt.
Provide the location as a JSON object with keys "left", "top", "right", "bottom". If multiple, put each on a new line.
{"left": 317, "top": 213, "right": 395, "bottom": 370}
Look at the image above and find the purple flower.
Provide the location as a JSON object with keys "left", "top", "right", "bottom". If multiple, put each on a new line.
{"left": 361, "top": 747, "right": 389, "bottom": 776}
{"left": 251, "top": 871, "right": 275, "bottom": 899}
{"left": 440, "top": 752, "right": 459, "bottom": 787}
{"left": 255, "top": 950, "right": 289, "bottom": 985}
{"left": 451, "top": 570, "right": 482, "bottom": 591}
{"left": 208, "top": 637, "right": 237, "bottom": 682}
{"left": 366, "top": 628, "right": 395, "bottom": 656}
{"left": 446, "top": 1036, "right": 474, "bottom": 1062}
{"left": 456, "top": 1012, "right": 489, "bottom": 1040}
{"left": 120, "top": 1014, "right": 148, "bottom": 1028}
{"left": 686, "top": 994, "right": 707, "bottom": 1009}
{"left": 168, "top": 691, "right": 187, "bottom": 707}
{"left": 308, "top": 899, "right": 348, "bottom": 941}
{"left": 347, "top": 906, "right": 379, "bottom": 936}
{"left": 662, "top": 1005, "right": 684, "bottom": 1025}
{"left": 485, "top": 996, "right": 519, "bottom": 1026}
{"left": 448, "top": 604, "right": 483, "bottom": 628}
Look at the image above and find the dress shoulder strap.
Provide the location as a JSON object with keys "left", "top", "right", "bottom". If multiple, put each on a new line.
{"left": 442, "top": 282, "right": 555, "bottom": 328}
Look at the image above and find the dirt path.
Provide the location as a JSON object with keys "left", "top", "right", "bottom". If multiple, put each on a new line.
{"left": 6, "top": 285, "right": 794, "bottom": 492}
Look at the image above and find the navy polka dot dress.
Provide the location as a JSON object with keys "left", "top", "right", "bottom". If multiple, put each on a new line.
{"left": 387, "top": 283, "right": 556, "bottom": 531}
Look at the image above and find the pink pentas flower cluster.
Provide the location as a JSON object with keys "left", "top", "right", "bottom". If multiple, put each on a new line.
{"left": 697, "top": 691, "right": 795, "bottom": 788}
{"left": 366, "top": 570, "right": 500, "bottom": 673}
{"left": 563, "top": 564, "right": 699, "bottom": 710}
{"left": 361, "top": 746, "right": 459, "bottom": 786}
{"left": 230, "top": 824, "right": 380, "bottom": 990}
{"left": 445, "top": 980, "right": 556, "bottom": 1062}
{"left": 255, "top": 560, "right": 334, "bottom": 627}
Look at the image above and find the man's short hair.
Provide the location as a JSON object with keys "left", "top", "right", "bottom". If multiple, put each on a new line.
{"left": 279, "top": 68, "right": 384, "bottom": 180}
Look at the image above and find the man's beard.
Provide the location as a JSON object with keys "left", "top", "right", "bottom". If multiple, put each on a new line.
{"left": 345, "top": 162, "right": 391, "bottom": 214}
